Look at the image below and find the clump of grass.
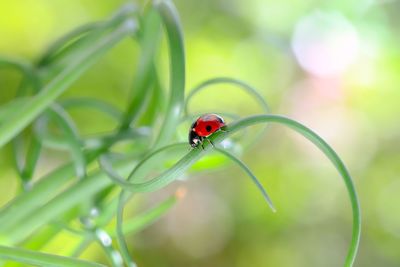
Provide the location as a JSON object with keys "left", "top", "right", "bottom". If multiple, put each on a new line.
{"left": 0, "top": 0, "right": 360, "bottom": 266}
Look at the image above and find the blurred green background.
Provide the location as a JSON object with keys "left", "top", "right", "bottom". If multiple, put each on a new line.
{"left": 1, "top": 0, "right": 399, "bottom": 266}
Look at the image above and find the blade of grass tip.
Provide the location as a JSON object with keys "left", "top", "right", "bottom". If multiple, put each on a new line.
{"left": 0, "top": 245, "right": 106, "bottom": 267}
{"left": 0, "top": 18, "right": 137, "bottom": 149}
{"left": 152, "top": 0, "right": 185, "bottom": 148}
{"left": 214, "top": 147, "right": 276, "bottom": 212}
{"left": 10, "top": 63, "right": 42, "bottom": 191}
{"left": 119, "top": 9, "right": 162, "bottom": 130}
{"left": 184, "top": 77, "right": 269, "bottom": 116}
{"left": 46, "top": 104, "right": 86, "bottom": 179}
{"left": 20, "top": 134, "right": 42, "bottom": 188}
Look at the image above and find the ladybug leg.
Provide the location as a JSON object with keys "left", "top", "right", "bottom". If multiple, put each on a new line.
{"left": 200, "top": 136, "right": 205, "bottom": 150}
{"left": 205, "top": 137, "right": 215, "bottom": 147}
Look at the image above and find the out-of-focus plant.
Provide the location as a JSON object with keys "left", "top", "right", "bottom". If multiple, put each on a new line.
{"left": 0, "top": 0, "right": 360, "bottom": 266}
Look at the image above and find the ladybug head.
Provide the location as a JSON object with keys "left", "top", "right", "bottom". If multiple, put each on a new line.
{"left": 189, "top": 129, "right": 201, "bottom": 148}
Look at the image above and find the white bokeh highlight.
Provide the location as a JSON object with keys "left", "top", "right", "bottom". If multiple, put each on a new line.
{"left": 292, "top": 11, "right": 360, "bottom": 77}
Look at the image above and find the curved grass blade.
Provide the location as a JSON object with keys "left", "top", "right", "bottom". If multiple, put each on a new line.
{"left": 60, "top": 98, "right": 122, "bottom": 120}
{"left": 0, "top": 245, "right": 106, "bottom": 267}
{"left": 45, "top": 104, "right": 86, "bottom": 179}
{"left": 20, "top": 134, "right": 42, "bottom": 187}
{"left": 228, "top": 115, "right": 361, "bottom": 267}
{"left": 214, "top": 147, "right": 276, "bottom": 212}
{"left": 98, "top": 143, "right": 187, "bottom": 189}
{"left": 184, "top": 77, "right": 270, "bottom": 149}
{"left": 83, "top": 128, "right": 150, "bottom": 151}
{"left": 119, "top": 9, "right": 162, "bottom": 130}
{"left": 100, "top": 114, "right": 360, "bottom": 266}
{"left": 152, "top": 0, "right": 186, "bottom": 148}
{"left": 0, "top": 19, "right": 137, "bottom": 148}
{"left": 0, "top": 58, "right": 40, "bottom": 90}
{"left": 37, "top": 3, "right": 137, "bottom": 68}
{"left": 184, "top": 77, "right": 269, "bottom": 115}
{"left": 99, "top": 143, "right": 185, "bottom": 267}
{"left": 37, "top": 22, "right": 101, "bottom": 67}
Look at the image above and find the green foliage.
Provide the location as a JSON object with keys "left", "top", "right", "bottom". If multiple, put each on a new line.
{"left": 0, "top": 0, "right": 360, "bottom": 266}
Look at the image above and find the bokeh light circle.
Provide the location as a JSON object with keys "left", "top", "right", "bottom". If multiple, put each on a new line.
{"left": 291, "top": 11, "right": 360, "bottom": 77}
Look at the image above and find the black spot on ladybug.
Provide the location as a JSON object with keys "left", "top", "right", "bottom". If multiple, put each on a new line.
{"left": 206, "top": 125, "right": 212, "bottom": 132}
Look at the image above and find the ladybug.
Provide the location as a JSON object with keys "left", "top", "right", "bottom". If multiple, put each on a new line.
{"left": 189, "top": 114, "right": 226, "bottom": 148}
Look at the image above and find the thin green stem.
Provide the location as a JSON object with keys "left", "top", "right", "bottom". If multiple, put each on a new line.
{"left": 0, "top": 245, "right": 106, "bottom": 267}
{"left": 153, "top": 0, "right": 186, "bottom": 148}
{"left": 184, "top": 77, "right": 269, "bottom": 115}
{"left": 214, "top": 147, "right": 276, "bottom": 212}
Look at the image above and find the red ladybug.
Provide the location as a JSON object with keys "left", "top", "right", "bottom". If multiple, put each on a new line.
{"left": 189, "top": 114, "right": 226, "bottom": 148}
